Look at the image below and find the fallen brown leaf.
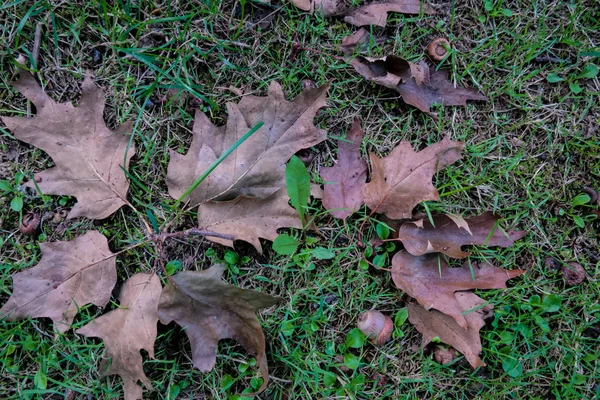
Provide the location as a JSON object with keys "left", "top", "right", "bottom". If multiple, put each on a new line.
{"left": 157, "top": 265, "right": 281, "bottom": 393}
{"left": 398, "top": 212, "right": 527, "bottom": 258}
{"left": 408, "top": 291, "right": 493, "bottom": 369}
{"left": 0, "top": 231, "right": 116, "bottom": 334}
{"left": 392, "top": 250, "right": 524, "bottom": 328}
{"left": 1, "top": 70, "right": 135, "bottom": 220}
{"left": 320, "top": 118, "right": 367, "bottom": 219}
{"left": 76, "top": 273, "right": 162, "bottom": 400}
{"left": 362, "top": 136, "right": 463, "bottom": 219}
{"left": 350, "top": 55, "right": 487, "bottom": 116}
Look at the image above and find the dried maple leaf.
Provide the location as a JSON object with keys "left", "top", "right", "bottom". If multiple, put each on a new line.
{"left": 341, "top": 28, "right": 387, "bottom": 55}
{"left": 408, "top": 291, "right": 493, "bottom": 369}
{"left": 362, "top": 136, "right": 463, "bottom": 220}
{"left": 321, "top": 118, "right": 367, "bottom": 219}
{"left": 1, "top": 70, "right": 135, "bottom": 220}
{"left": 398, "top": 212, "right": 527, "bottom": 258}
{"left": 76, "top": 273, "right": 162, "bottom": 400}
{"left": 0, "top": 231, "right": 116, "bottom": 334}
{"left": 391, "top": 251, "right": 524, "bottom": 328}
{"left": 350, "top": 55, "right": 487, "bottom": 116}
{"left": 167, "top": 81, "right": 329, "bottom": 205}
{"left": 157, "top": 265, "right": 281, "bottom": 393}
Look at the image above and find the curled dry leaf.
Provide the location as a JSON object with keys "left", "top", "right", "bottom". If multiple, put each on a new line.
{"left": 167, "top": 81, "right": 329, "bottom": 205}
{"left": 391, "top": 251, "right": 525, "bottom": 328}
{"left": 157, "top": 265, "right": 281, "bottom": 393}
{"left": 76, "top": 273, "right": 162, "bottom": 400}
{"left": 340, "top": 28, "right": 387, "bottom": 55}
{"left": 1, "top": 70, "right": 135, "bottom": 220}
{"left": 363, "top": 136, "right": 463, "bottom": 220}
{"left": 320, "top": 118, "right": 367, "bottom": 219}
{"left": 398, "top": 212, "right": 527, "bottom": 258}
{"left": 408, "top": 291, "right": 493, "bottom": 369}
{"left": 350, "top": 55, "right": 487, "bottom": 116}
{"left": 0, "top": 231, "right": 116, "bottom": 334}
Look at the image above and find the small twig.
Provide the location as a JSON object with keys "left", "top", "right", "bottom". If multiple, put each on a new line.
{"left": 534, "top": 56, "right": 567, "bottom": 64}
{"left": 26, "top": 23, "right": 43, "bottom": 118}
{"left": 153, "top": 228, "right": 234, "bottom": 242}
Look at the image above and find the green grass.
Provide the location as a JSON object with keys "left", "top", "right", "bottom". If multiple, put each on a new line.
{"left": 1, "top": 0, "right": 599, "bottom": 399}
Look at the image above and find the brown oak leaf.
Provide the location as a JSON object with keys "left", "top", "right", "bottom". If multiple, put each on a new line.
{"left": 408, "top": 291, "right": 493, "bottom": 369}
{"left": 350, "top": 55, "right": 487, "bottom": 116}
{"left": 341, "top": 28, "right": 387, "bottom": 55}
{"left": 0, "top": 231, "right": 116, "bottom": 334}
{"left": 1, "top": 70, "right": 135, "bottom": 220}
{"left": 167, "top": 81, "right": 329, "bottom": 205}
{"left": 392, "top": 251, "right": 524, "bottom": 328}
{"left": 320, "top": 118, "right": 367, "bottom": 219}
{"left": 157, "top": 265, "right": 281, "bottom": 393}
{"left": 362, "top": 136, "right": 463, "bottom": 220}
{"left": 76, "top": 273, "right": 162, "bottom": 400}
{"left": 398, "top": 212, "right": 527, "bottom": 258}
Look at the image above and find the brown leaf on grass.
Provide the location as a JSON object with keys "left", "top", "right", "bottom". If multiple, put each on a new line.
{"left": 341, "top": 28, "right": 387, "bottom": 54}
{"left": 1, "top": 70, "right": 134, "bottom": 220}
{"left": 76, "top": 273, "right": 162, "bottom": 400}
{"left": 399, "top": 212, "right": 527, "bottom": 258}
{"left": 350, "top": 55, "right": 487, "bottom": 116}
{"left": 320, "top": 118, "right": 367, "bottom": 219}
{"left": 392, "top": 251, "right": 524, "bottom": 328}
{"left": 408, "top": 291, "right": 493, "bottom": 369}
{"left": 362, "top": 136, "right": 463, "bottom": 220}
{"left": 167, "top": 81, "right": 329, "bottom": 205}
{"left": 157, "top": 265, "right": 281, "bottom": 393}
{"left": 0, "top": 231, "right": 116, "bottom": 334}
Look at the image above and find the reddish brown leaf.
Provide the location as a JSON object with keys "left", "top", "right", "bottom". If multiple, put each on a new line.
{"left": 350, "top": 55, "right": 487, "bottom": 116}
{"left": 340, "top": 28, "right": 387, "bottom": 55}
{"left": 1, "top": 70, "right": 134, "bottom": 220}
{"left": 0, "top": 231, "right": 116, "bottom": 333}
{"left": 391, "top": 251, "right": 525, "bottom": 328}
{"left": 399, "top": 212, "right": 527, "bottom": 258}
{"left": 362, "top": 136, "right": 463, "bottom": 220}
{"left": 157, "top": 265, "right": 281, "bottom": 393}
{"left": 320, "top": 118, "right": 367, "bottom": 219}
{"left": 408, "top": 291, "right": 493, "bottom": 369}
{"left": 76, "top": 273, "right": 162, "bottom": 400}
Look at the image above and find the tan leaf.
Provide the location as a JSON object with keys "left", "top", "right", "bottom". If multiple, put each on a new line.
{"left": 321, "top": 118, "right": 367, "bottom": 219}
{"left": 76, "top": 273, "right": 162, "bottom": 400}
{"left": 362, "top": 136, "right": 463, "bottom": 219}
{"left": 408, "top": 291, "right": 493, "bottom": 369}
{"left": 1, "top": 70, "right": 134, "bottom": 220}
{"left": 399, "top": 212, "right": 527, "bottom": 258}
{"left": 350, "top": 55, "right": 487, "bottom": 115}
{"left": 197, "top": 187, "right": 302, "bottom": 254}
{"left": 167, "top": 81, "right": 329, "bottom": 205}
{"left": 340, "top": 28, "right": 387, "bottom": 55}
{"left": 392, "top": 251, "right": 524, "bottom": 328}
{"left": 157, "top": 265, "right": 281, "bottom": 393}
{"left": 0, "top": 231, "right": 116, "bottom": 334}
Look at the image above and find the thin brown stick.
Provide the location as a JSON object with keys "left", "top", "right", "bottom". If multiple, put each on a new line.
{"left": 26, "top": 23, "right": 43, "bottom": 118}
{"left": 153, "top": 228, "right": 234, "bottom": 242}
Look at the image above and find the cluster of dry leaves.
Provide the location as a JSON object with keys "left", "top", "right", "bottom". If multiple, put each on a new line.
{"left": 0, "top": 1, "right": 521, "bottom": 398}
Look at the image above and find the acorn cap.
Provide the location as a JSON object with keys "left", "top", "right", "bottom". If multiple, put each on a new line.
{"left": 427, "top": 38, "right": 451, "bottom": 61}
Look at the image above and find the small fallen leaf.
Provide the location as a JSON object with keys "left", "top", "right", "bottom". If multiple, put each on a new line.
{"left": 408, "top": 291, "right": 493, "bottom": 369}
{"left": 398, "top": 212, "right": 527, "bottom": 258}
{"left": 320, "top": 118, "right": 367, "bottom": 219}
{"left": 392, "top": 251, "right": 525, "bottom": 328}
{"left": 350, "top": 55, "right": 487, "bottom": 116}
{"left": 340, "top": 28, "right": 387, "bottom": 55}
{"left": 157, "top": 265, "right": 281, "bottom": 393}
{"left": 362, "top": 136, "right": 463, "bottom": 220}
{"left": 0, "top": 231, "right": 116, "bottom": 334}
{"left": 76, "top": 273, "right": 162, "bottom": 400}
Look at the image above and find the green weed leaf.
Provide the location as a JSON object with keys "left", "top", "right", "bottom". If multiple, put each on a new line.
{"left": 286, "top": 155, "right": 311, "bottom": 224}
{"left": 273, "top": 234, "right": 299, "bottom": 255}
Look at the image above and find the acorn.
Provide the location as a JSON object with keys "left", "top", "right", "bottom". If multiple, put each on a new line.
{"left": 563, "top": 262, "right": 585, "bottom": 287}
{"left": 357, "top": 310, "right": 393, "bottom": 345}
{"left": 19, "top": 212, "right": 40, "bottom": 235}
{"left": 427, "top": 38, "right": 451, "bottom": 61}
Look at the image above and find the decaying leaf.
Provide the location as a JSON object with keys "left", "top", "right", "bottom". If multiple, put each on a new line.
{"left": 1, "top": 70, "right": 135, "bottom": 220}
{"left": 167, "top": 81, "right": 329, "bottom": 205}
{"left": 340, "top": 28, "right": 387, "bottom": 54}
{"left": 392, "top": 251, "right": 524, "bottom": 328}
{"left": 399, "top": 212, "right": 527, "bottom": 258}
{"left": 0, "top": 231, "right": 116, "bottom": 333}
{"left": 408, "top": 291, "right": 493, "bottom": 369}
{"left": 76, "top": 273, "right": 162, "bottom": 400}
{"left": 350, "top": 55, "right": 487, "bottom": 115}
{"left": 321, "top": 118, "right": 367, "bottom": 219}
{"left": 362, "top": 136, "right": 463, "bottom": 220}
{"left": 157, "top": 265, "right": 281, "bottom": 393}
